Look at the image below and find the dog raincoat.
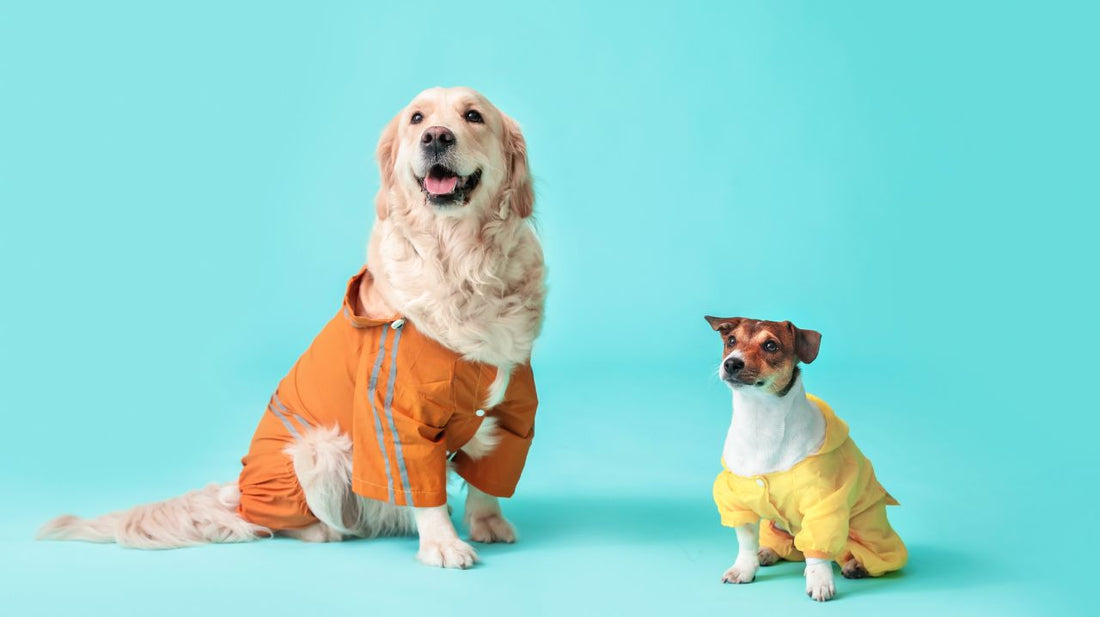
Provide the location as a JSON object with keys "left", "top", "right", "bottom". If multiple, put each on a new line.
{"left": 236, "top": 268, "right": 538, "bottom": 530}
{"left": 713, "top": 395, "right": 907, "bottom": 576}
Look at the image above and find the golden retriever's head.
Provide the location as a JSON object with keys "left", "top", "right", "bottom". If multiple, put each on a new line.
{"left": 375, "top": 87, "right": 533, "bottom": 221}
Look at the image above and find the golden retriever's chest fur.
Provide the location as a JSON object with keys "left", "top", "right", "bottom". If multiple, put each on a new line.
{"left": 368, "top": 215, "right": 545, "bottom": 371}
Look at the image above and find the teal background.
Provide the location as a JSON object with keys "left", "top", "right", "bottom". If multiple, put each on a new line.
{"left": 1, "top": 1, "right": 1096, "bottom": 615}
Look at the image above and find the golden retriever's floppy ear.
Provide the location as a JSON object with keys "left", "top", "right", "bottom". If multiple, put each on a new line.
{"left": 374, "top": 114, "right": 400, "bottom": 220}
{"left": 502, "top": 114, "right": 534, "bottom": 219}
{"left": 704, "top": 315, "right": 742, "bottom": 335}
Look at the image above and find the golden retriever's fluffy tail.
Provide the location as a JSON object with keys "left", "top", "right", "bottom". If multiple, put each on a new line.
{"left": 37, "top": 483, "right": 270, "bottom": 549}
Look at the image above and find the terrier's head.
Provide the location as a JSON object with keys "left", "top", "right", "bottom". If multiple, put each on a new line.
{"left": 704, "top": 316, "right": 822, "bottom": 396}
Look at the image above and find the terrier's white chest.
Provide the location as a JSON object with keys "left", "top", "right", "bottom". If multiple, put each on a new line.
{"left": 722, "top": 379, "right": 826, "bottom": 477}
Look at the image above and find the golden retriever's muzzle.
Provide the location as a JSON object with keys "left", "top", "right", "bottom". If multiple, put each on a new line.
{"left": 417, "top": 126, "right": 482, "bottom": 206}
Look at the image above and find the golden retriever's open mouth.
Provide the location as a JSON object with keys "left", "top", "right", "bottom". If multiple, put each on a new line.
{"left": 418, "top": 164, "right": 482, "bottom": 206}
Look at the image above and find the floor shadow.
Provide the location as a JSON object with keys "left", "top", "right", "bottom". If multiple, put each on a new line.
{"left": 503, "top": 493, "right": 721, "bottom": 546}
{"left": 843, "top": 542, "right": 993, "bottom": 596}
{"left": 498, "top": 495, "right": 993, "bottom": 597}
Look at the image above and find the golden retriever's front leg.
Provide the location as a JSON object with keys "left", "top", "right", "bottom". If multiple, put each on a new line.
{"left": 414, "top": 505, "right": 479, "bottom": 569}
{"left": 464, "top": 485, "right": 517, "bottom": 544}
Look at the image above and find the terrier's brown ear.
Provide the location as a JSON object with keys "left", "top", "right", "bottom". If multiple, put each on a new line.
{"left": 374, "top": 114, "right": 401, "bottom": 220}
{"left": 704, "top": 315, "right": 742, "bottom": 335}
{"left": 793, "top": 326, "right": 822, "bottom": 364}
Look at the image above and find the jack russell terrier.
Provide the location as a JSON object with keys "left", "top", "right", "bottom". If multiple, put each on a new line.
{"left": 705, "top": 316, "right": 907, "bottom": 602}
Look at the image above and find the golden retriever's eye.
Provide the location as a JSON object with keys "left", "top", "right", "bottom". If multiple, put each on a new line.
{"left": 464, "top": 110, "right": 483, "bottom": 124}
{"left": 726, "top": 336, "right": 736, "bottom": 347}
{"left": 411, "top": 112, "right": 423, "bottom": 125}
{"left": 762, "top": 340, "right": 778, "bottom": 352}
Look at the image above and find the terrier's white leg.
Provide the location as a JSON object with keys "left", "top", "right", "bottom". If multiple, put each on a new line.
{"left": 721, "top": 521, "right": 760, "bottom": 584}
{"left": 465, "top": 484, "right": 517, "bottom": 544}
{"left": 805, "top": 557, "right": 837, "bottom": 601}
{"left": 415, "top": 505, "right": 479, "bottom": 569}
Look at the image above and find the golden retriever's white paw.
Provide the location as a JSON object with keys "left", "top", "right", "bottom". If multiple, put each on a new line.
{"left": 467, "top": 512, "right": 517, "bottom": 544}
{"left": 805, "top": 561, "right": 836, "bottom": 602}
{"left": 282, "top": 522, "right": 343, "bottom": 543}
{"left": 721, "top": 557, "right": 758, "bottom": 584}
{"left": 417, "top": 537, "right": 479, "bottom": 569}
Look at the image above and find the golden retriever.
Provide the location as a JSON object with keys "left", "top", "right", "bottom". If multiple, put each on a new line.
{"left": 38, "top": 87, "right": 546, "bottom": 569}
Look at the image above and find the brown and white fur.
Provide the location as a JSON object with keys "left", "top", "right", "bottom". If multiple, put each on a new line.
{"left": 705, "top": 316, "right": 854, "bottom": 601}
{"left": 38, "top": 87, "right": 545, "bottom": 569}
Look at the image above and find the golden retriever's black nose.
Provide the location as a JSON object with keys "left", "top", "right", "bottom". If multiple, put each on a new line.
{"left": 724, "top": 358, "right": 744, "bottom": 374}
{"left": 421, "top": 126, "right": 456, "bottom": 155}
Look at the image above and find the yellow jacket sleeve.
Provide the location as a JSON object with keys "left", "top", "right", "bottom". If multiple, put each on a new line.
{"left": 794, "top": 490, "right": 852, "bottom": 559}
{"left": 793, "top": 447, "right": 862, "bottom": 559}
{"left": 713, "top": 472, "right": 760, "bottom": 528}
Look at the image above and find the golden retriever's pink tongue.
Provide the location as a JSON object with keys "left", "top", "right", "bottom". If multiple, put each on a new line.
{"left": 425, "top": 175, "right": 458, "bottom": 195}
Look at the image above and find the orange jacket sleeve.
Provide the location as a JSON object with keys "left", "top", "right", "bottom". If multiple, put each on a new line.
{"left": 453, "top": 362, "right": 538, "bottom": 498}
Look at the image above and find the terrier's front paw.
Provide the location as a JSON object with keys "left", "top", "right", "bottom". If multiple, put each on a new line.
{"left": 805, "top": 562, "right": 836, "bottom": 602}
{"left": 721, "top": 557, "right": 758, "bottom": 584}
{"left": 417, "top": 537, "right": 479, "bottom": 569}
{"left": 467, "top": 512, "right": 517, "bottom": 544}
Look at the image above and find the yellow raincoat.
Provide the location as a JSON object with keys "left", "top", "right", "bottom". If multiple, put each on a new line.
{"left": 713, "top": 395, "right": 907, "bottom": 576}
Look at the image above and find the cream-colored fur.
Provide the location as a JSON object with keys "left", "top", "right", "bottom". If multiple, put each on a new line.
{"left": 415, "top": 505, "right": 479, "bottom": 569}
{"left": 368, "top": 87, "right": 545, "bottom": 375}
{"left": 285, "top": 425, "right": 416, "bottom": 540}
{"left": 36, "top": 483, "right": 269, "bottom": 548}
{"left": 369, "top": 87, "right": 543, "bottom": 567}
{"left": 459, "top": 416, "right": 502, "bottom": 460}
{"left": 464, "top": 484, "right": 517, "bottom": 544}
{"left": 38, "top": 87, "right": 544, "bottom": 568}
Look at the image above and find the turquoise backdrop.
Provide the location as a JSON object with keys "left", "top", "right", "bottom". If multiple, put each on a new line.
{"left": 1, "top": 1, "right": 1096, "bottom": 615}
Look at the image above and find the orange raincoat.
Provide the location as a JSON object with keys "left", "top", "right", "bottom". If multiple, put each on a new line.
{"left": 236, "top": 268, "right": 538, "bottom": 530}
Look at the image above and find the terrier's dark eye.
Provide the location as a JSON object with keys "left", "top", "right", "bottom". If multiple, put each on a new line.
{"left": 762, "top": 340, "right": 779, "bottom": 352}
{"left": 464, "top": 109, "right": 483, "bottom": 123}
{"left": 727, "top": 336, "right": 736, "bottom": 346}
{"left": 411, "top": 112, "right": 423, "bottom": 124}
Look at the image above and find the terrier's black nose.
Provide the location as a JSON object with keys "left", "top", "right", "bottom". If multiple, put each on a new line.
{"left": 724, "top": 358, "right": 745, "bottom": 374}
{"left": 421, "top": 126, "right": 455, "bottom": 155}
